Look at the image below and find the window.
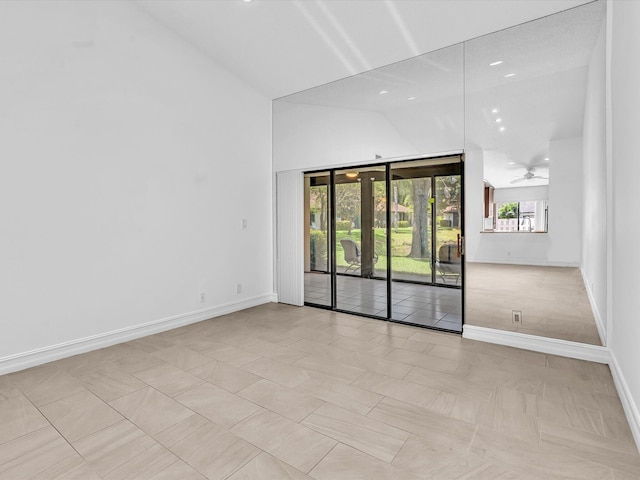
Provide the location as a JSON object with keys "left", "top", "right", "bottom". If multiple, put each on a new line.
{"left": 493, "top": 200, "right": 548, "bottom": 232}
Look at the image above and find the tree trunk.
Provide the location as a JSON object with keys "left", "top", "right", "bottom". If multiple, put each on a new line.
{"left": 319, "top": 190, "right": 327, "bottom": 231}
{"left": 409, "top": 178, "right": 431, "bottom": 258}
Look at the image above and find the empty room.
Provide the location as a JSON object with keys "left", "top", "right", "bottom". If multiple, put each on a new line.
{"left": 1, "top": 1, "right": 639, "bottom": 479}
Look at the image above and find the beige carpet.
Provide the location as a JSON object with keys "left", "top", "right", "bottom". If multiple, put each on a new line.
{"left": 466, "top": 263, "right": 602, "bottom": 346}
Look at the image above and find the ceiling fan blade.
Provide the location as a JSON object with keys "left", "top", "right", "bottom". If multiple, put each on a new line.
{"left": 510, "top": 177, "right": 526, "bottom": 184}
{"left": 532, "top": 176, "right": 549, "bottom": 180}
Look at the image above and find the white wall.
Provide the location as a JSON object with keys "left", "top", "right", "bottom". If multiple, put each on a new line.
{"left": 467, "top": 138, "right": 582, "bottom": 266}
{"left": 272, "top": 102, "right": 419, "bottom": 172}
{"left": 464, "top": 147, "right": 485, "bottom": 260}
{"left": 610, "top": 0, "right": 640, "bottom": 448}
{"left": 0, "top": 1, "right": 273, "bottom": 365}
{"left": 493, "top": 186, "right": 549, "bottom": 203}
{"left": 548, "top": 136, "right": 583, "bottom": 264}
{"left": 382, "top": 95, "right": 464, "bottom": 158}
{"left": 582, "top": 17, "right": 608, "bottom": 339}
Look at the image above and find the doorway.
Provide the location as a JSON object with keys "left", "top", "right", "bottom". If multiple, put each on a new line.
{"left": 304, "top": 155, "right": 464, "bottom": 333}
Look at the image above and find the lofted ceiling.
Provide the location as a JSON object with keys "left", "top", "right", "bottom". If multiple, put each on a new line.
{"left": 133, "top": 0, "right": 593, "bottom": 100}
{"left": 133, "top": 0, "right": 601, "bottom": 189}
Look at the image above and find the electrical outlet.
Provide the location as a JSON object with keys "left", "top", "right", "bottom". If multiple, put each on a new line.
{"left": 512, "top": 310, "right": 522, "bottom": 326}
{"left": 241, "top": 219, "right": 247, "bottom": 229}
{"left": 200, "top": 292, "right": 206, "bottom": 303}
{"left": 236, "top": 283, "right": 242, "bottom": 294}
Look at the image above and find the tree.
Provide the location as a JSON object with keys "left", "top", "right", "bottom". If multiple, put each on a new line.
{"left": 409, "top": 178, "right": 431, "bottom": 258}
{"left": 373, "top": 181, "right": 387, "bottom": 227}
{"left": 335, "top": 182, "right": 360, "bottom": 234}
{"left": 309, "top": 186, "right": 328, "bottom": 231}
{"left": 436, "top": 176, "right": 461, "bottom": 228}
{"left": 498, "top": 202, "right": 518, "bottom": 219}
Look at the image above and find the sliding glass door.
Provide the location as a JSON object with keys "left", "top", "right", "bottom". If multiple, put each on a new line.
{"left": 334, "top": 167, "right": 388, "bottom": 317}
{"left": 434, "top": 174, "right": 462, "bottom": 287}
{"left": 390, "top": 173, "right": 433, "bottom": 284}
{"left": 388, "top": 159, "right": 463, "bottom": 328}
{"left": 304, "top": 155, "right": 463, "bottom": 333}
{"left": 304, "top": 172, "right": 331, "bottom": 306}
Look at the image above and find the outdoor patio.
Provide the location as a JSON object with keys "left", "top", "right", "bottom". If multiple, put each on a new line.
{"left": 304, "top": 273, "right": 462, "bottom": 332}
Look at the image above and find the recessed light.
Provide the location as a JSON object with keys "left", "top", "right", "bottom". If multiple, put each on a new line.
{"left": 346, "top": 172, "right": 359, "bottom": 178}
{"left": 408, "top": 96, "right": 416, "bottom": 101}
{"left": 544, "top": 157, "right": 550, "bottom": 161}
{"left": 496, "top": 118, "right": 502, "bottom": 123}
{"left": 499, "top": 126, "right": 506, "bottom": 132}
{"left": 504, "top": 73, "right": 516, "bottom": 78}
{"left": 378, "top": 90, "right": 389, "bottom": 95}
{"left": 491, "top": 108, "right": 499, "bottom": 114}
{"left": 489, "top": 61, "right": 503, "bottom": 66}
{"left": 508, "top": 161, "right": 515, "bottom": 165}
{"left": 242, "top": 0, "right": 253, "bottom": 3}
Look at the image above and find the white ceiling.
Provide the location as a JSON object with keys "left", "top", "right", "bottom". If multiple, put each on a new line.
{"left": 466, "top": 1, "right": 605, "bottom": 187}
{"left": 133, "top": 0, "right": 602, "bottom": 189}
{"left": 133, "top": 0, "right": 593, "bottom": 99}
{"left": 273, "top": 1, "right": 604, "bottom": 187}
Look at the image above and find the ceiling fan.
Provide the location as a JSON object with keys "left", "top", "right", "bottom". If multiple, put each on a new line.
{"left": 510, "top": 167, "right": 548, "bottom": 184}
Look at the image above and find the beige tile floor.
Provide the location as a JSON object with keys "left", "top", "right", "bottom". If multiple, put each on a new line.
{"left": 1, "top": 303, "right": 638, "bottom": 479}
{"left": 467, "top": 263, "right": 603, "bottom": 345}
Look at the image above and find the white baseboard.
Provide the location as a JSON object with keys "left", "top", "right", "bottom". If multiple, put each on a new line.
{"left": 609, "top": 351, "right": 640, "bottom": 454}
{"left": 0, "top": 293, "right": 278, "bottom": 376}
{"left": 466, "top": 259, "right": 580, "bottom": 268}
{"left": 462, "top": 325, "right": 611, "bottom": 364}
{"left": 580, "top": 267, "right": 607, "bottom": 346}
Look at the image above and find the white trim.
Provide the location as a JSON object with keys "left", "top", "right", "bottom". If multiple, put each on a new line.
{"left": 465, "top": 258, "right": 580, "bottom": 268}
{"left": 580, "top": 267, "right": 607, "bottom": 346}
{"left": 462, "top": 325, "right": 610, "bottom": 364}
{"left": 610, "top": 351, "right": 640, "bottom": 453}
{"left": 272, "top": 172, "right": 279, "bottom": 304}
{"left": 0, "top": 293, "right": 277, "bottom": 376}
{"left": 605, "top": 0, "right": 615, "bottom": 358}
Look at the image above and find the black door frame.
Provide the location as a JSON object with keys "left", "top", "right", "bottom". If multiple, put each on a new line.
{"left": 304, "top": 153, "right": 465, "bottom": 334}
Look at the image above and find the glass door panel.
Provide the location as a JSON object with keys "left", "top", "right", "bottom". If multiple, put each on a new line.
{"left": 432, "top": 173, "right": 463, "bottom": 330}
{"left": 390, "top": 177, "right": 433, "bottom": 284}
{"left": 304, "top": 173, "right": 331, "bottom": 306}
{"left": 335, "top": 167, "right": 387, "bottom": 317}
{"left": 434, "top": 175, "right": 462, "bottom": 287}
{"left": 389, "top": 158, "right": 463, "bottom": 331}
{"left": 373, "top": 179, "right": 389, "bottom": 281}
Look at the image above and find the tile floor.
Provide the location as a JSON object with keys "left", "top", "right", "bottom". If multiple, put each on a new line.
{"left": 305, "top": 273, "right": 462, "bottom": 332}
{"left": 306, "top": 261, "right": 603, "bottom": 345}
{"left": 1, "top": 303, "right": 638, "bottom": 479}
{"left": 467, "top": 263, "right": 602, "bottom": 345}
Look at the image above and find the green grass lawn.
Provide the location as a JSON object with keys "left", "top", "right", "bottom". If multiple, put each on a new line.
{"left": 330, "top": 227, "right": 460, "bottom": 275}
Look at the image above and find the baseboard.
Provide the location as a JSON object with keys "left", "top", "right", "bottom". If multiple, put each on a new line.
{"left": 0, "top": 293, "right": 278, "bottom": 376}
{"left": 462, "top": 325, "right": 611, "bottom": 364}
{"left": 466, "top": 259, "right": 580, "bottom": 268}
{"left": 609, "top": 351, "right": 640, "bottom": 453}
{"left": 580, "top": 267, "right": 607, "bottom": 345}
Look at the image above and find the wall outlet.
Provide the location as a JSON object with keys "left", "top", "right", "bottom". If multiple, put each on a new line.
{"left": 241, "top": 219, "right": 247, "bottom": 229}
{"left": 200, "top": 292, "right": 206, "bottom": 303}
{"left": 512, "top": 310, "right": 522, "bottom": 326}
{"left": 236, "top": 283, "right": 242, "bottom": 294}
